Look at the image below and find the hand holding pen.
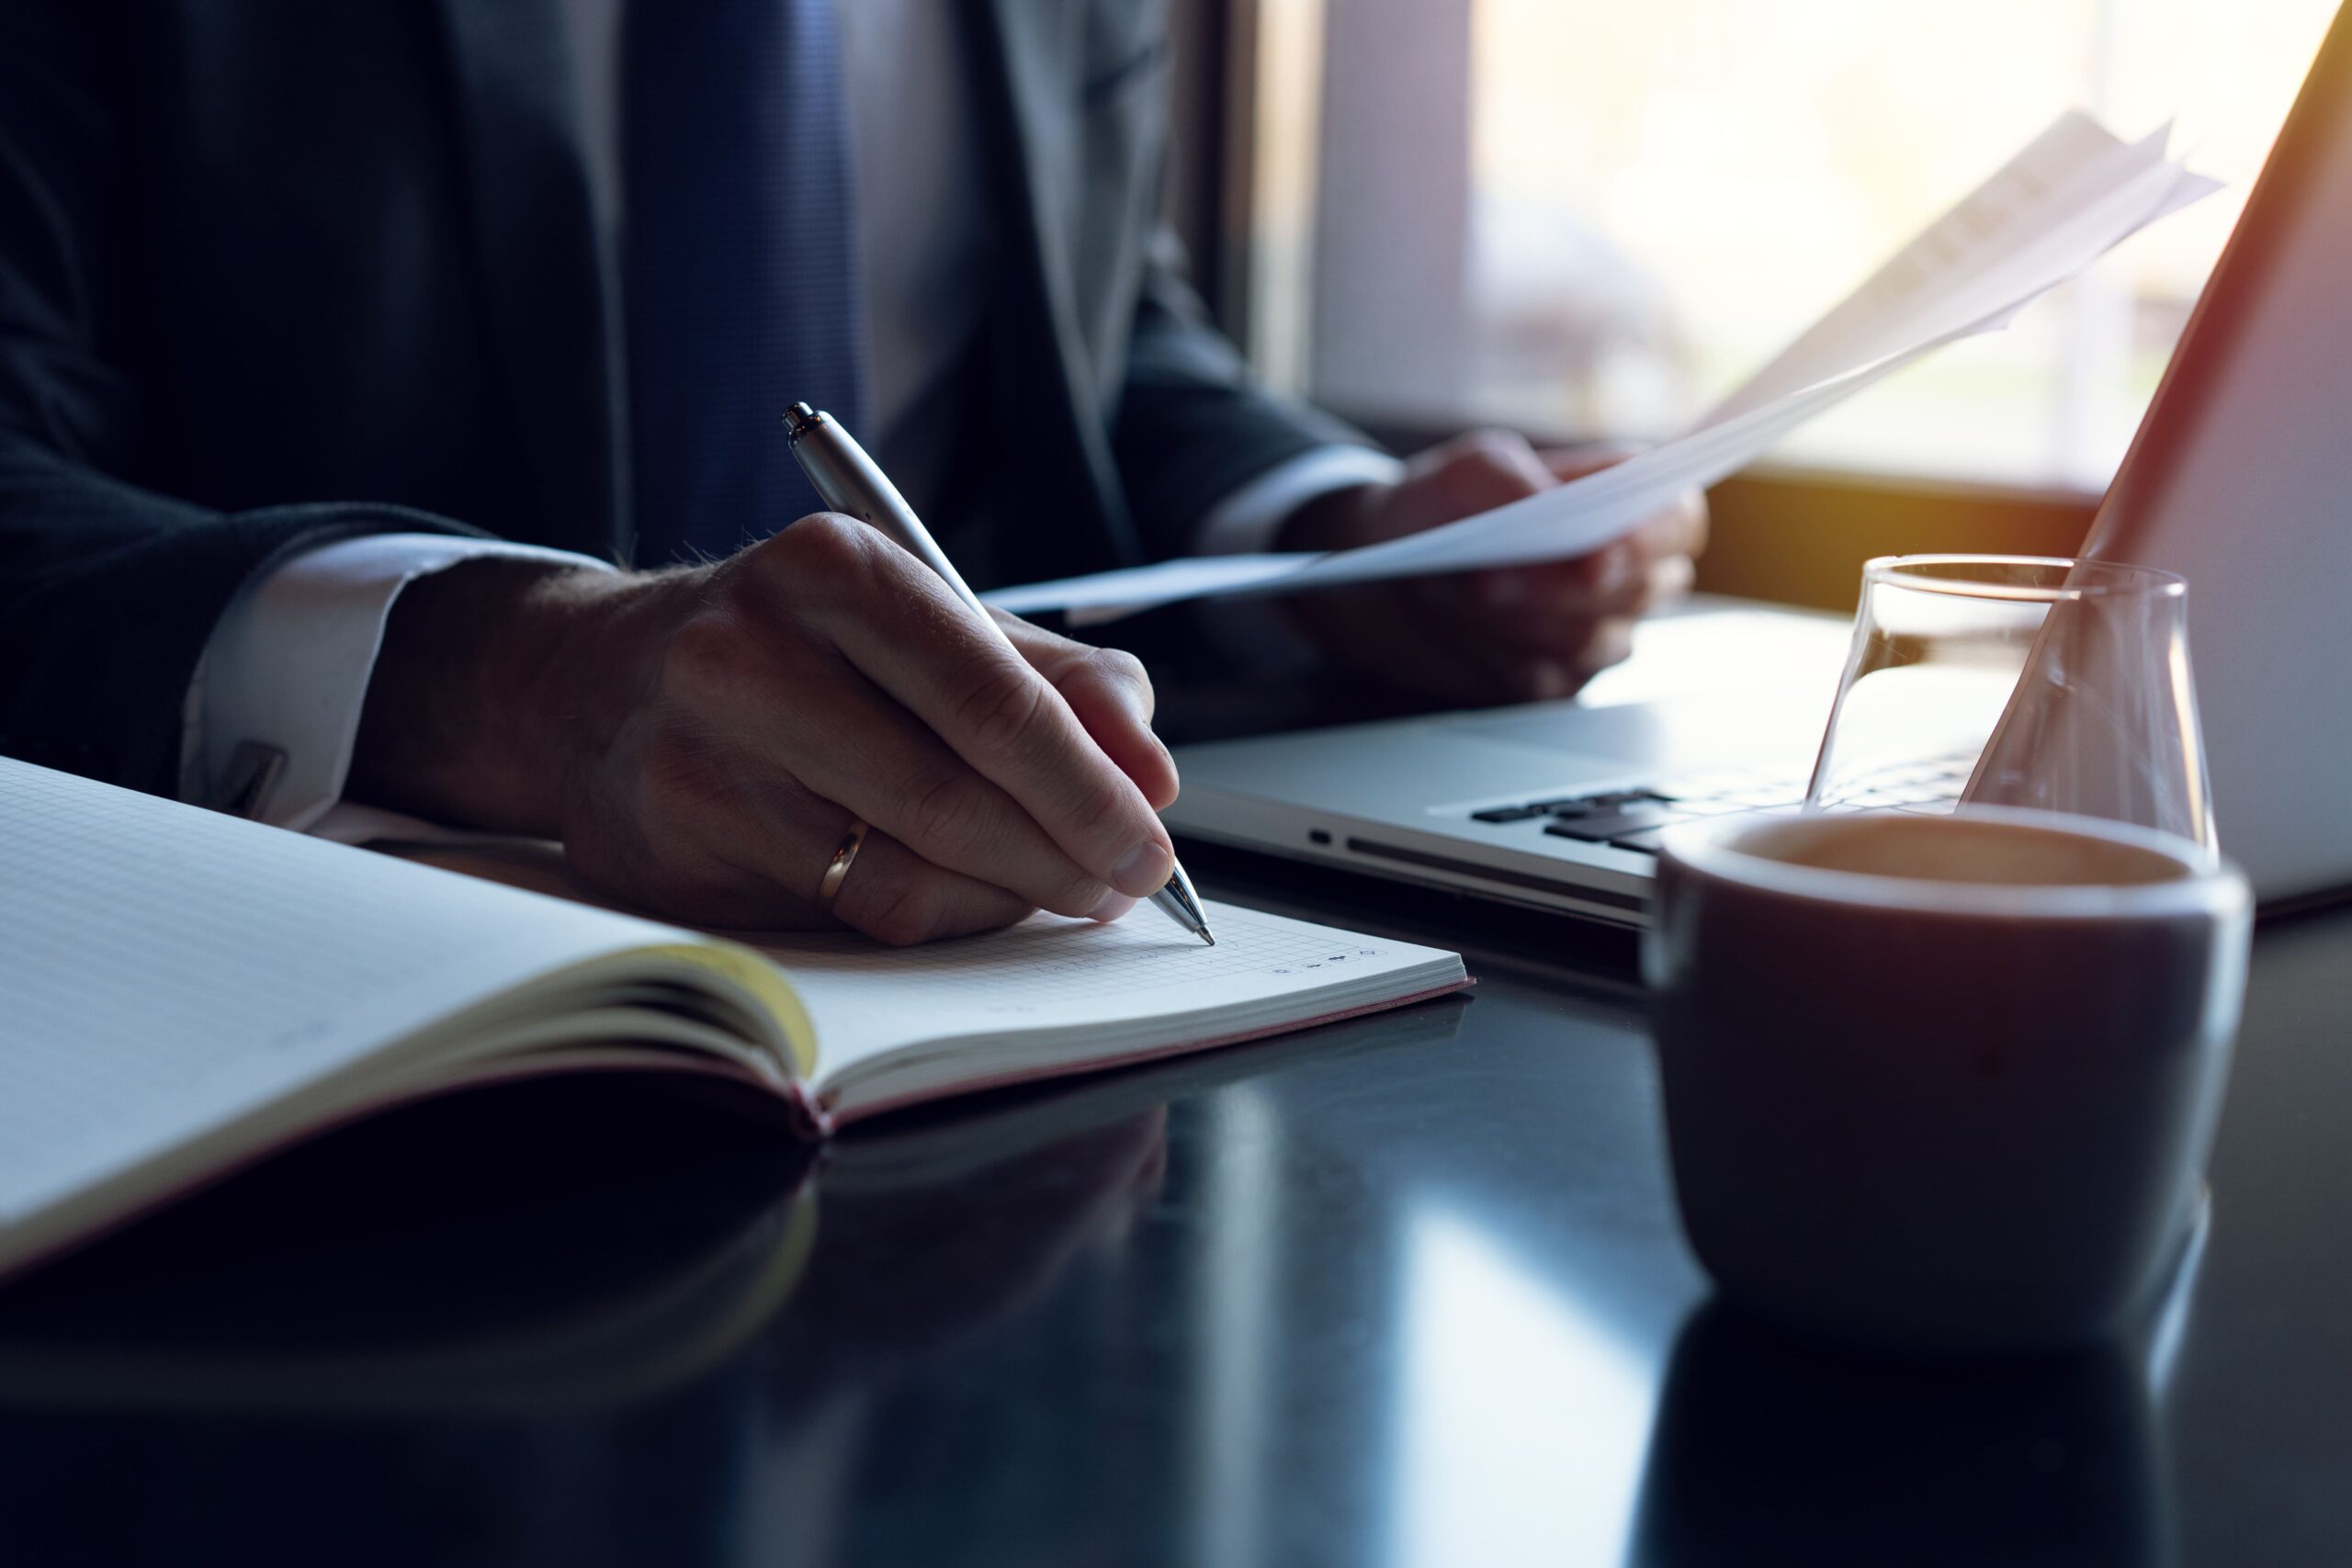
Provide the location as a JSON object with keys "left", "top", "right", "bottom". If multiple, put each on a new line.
{"left": 349, "top": 423, "right": 1192, "bottom": 946}
{"left": 787, "top": 403, "right": 1213, "bottom": 943}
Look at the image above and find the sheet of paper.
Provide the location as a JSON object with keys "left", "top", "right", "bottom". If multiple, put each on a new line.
{"left": 981, "top": 112, "right": 2217, "bottom": 623}
{"left": 1700, "top": 113, "right": 2214, "bottom": 426}
{"left": 988, "top": 318, "right": 1985, "bottom": 615}
{"left": 985, "top": 553, "right": 1309, "bottom": 620}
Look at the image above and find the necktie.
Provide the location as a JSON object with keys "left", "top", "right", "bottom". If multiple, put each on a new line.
{"left": 623, "top": 0, "right": 865, "bottom": 565}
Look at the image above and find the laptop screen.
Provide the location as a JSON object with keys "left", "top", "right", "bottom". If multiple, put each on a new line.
{"left": 2084, "top": 2, "right": 2352, "bottom": 901}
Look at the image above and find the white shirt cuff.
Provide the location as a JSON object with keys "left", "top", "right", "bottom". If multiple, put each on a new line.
{"left": 1182, "top": 446, "right": 1401, "bottom": 669}
{"left": 181, "top": 534, "right": 617, "bottom": 832}
{"left": 1188, "top": 446, "right": 1404, "bottom": 558}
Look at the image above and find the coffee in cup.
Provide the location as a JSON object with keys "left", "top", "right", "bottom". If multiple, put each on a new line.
{"left": 1645, "top": 807, "right": 2250, "bottom": 1353}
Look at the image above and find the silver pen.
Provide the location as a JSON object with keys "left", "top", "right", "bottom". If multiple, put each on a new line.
{"left": 785, "top": 401, "right": 1215, "bottom": 946}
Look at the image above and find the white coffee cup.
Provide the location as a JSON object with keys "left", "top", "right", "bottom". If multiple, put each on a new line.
{"left": 1645, "top": 807, "right": 2251, "bottom": 1353}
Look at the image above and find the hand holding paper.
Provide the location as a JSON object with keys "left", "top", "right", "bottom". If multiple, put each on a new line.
{"left": 986, "top": 112, "right": 2218, "bottom": 624}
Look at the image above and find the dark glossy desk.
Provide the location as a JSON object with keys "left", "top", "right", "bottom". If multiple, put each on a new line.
{"left": 0, "top": 856, "right": 2346, "bottom": 1567}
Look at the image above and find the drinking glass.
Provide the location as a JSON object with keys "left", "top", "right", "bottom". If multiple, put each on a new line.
{"left": 1805, "top": 556, "right": 2214, "bottom": 852}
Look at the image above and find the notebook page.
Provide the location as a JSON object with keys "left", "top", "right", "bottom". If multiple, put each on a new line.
{"left": 0, "top": 761, "right": 694, "bottom": 1225}
{"left": 749, "top": 901, "right": 1456, "bottom": 1082}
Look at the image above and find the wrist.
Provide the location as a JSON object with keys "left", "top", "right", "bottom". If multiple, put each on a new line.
{"left": 349, "top": 558, "right": 657, "bottom": 833}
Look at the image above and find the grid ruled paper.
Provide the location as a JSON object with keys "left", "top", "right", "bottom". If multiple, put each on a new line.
{"left": 752, "top": 902, "right": 1436, "bottom": 1082}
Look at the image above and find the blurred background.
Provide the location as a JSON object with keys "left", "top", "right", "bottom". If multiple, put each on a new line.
{"left": 1166, "top": 0, "right": 2339, "bottom": 606}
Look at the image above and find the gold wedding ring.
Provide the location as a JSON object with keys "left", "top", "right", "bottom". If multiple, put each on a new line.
{"left": 816, "top": 817, "right": 871, "bottom": 912}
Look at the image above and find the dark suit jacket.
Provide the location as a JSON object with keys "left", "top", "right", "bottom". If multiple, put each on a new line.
{"left": 0, "top": 0, "right": 1371, "bottom": 795}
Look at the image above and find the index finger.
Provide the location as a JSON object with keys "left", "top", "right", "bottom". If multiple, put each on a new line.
{"left": 995, "top": 612, "right": 1181, "bottom": 811}
{"left": 809, "top": 545, "right": 1179, "bottom": 899}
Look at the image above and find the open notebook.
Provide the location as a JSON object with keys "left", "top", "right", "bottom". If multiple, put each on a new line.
{"left": 0, "top": 760, "right": 1464, "bottom": 1279}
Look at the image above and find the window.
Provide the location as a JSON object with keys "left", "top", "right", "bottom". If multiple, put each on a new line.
{"left": 1242, "top": 0, "right": 2338, "bottom": 491}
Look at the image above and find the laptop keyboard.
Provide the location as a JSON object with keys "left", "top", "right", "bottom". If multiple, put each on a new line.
{"left": 1465, "top": 783, "right": 1803, "bottom": 856}
{"left": 1464, "top": 756, "right": 1976, "bottom": 856}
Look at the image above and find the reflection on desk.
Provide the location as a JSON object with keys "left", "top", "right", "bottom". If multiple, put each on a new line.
{"left": 0, "top": 871, "right": 2345, "bottom": 1566}
{"left": 1634, "top": 1201, "right": 2203, "bottom": 1568}
{"left": 1634, "top": 1303, "right": 2169, "bottom": 1568}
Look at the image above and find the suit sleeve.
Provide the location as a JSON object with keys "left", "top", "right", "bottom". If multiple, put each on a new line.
{"left": 1109, "top": 226, "right": 1389, "bottom": 560}
{"left": 0, "top": 1, "right": 477, "bottom": 795}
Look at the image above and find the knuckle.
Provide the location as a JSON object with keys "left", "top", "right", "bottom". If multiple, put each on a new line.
{"left": 659, "top": 614, "right": 748, "bottom": 700}
{"left": 1050, "top": 868, "right": 1114, "bottom": 916}
{"left": 1060, "top": 778, "right": 1126, "bottom": 844}
{"left": 956, "top": 662, "right": 1052, "bottom": 758}
{"left": 905, "top": 768, "right": 989, "bottom": 858}
{"left": 639, "top": 732, "right": 727, "bottom": 822}
{"left": 767, "top": 511, "right": 876, "bottom": 587}
{"left": 1464, "top": 429, "right": 1521, "bottom": 466}
{"left": 856, "top": 876, "right": 945, "bottom": 947}
{"left": 1090, "top": 645, "right": 1151, "bottom": 696}
{"left": 1436, "top": 430, "right": 1543, "bottom": 507}
{"left": 1474, "top": 431, "right": 1543, "bottom": 484}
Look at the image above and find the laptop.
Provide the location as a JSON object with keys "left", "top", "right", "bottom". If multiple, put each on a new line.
{"left": 1164, "top": 5, "right": 2352, "bottom": 925}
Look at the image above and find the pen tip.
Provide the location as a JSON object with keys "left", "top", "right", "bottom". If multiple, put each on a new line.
{"left": 1146, "top": 862, "right": 1213, "bottom": 945}
{"left": 784, "top": 402, "right": 820, "bottom": 435}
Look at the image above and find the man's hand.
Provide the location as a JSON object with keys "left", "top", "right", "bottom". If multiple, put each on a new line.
{"left": 350, "top": 515, "right": 1182, "bottom": 944}
{"left": 1278, "top": 430, "right": 1708, "bottom": 705}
